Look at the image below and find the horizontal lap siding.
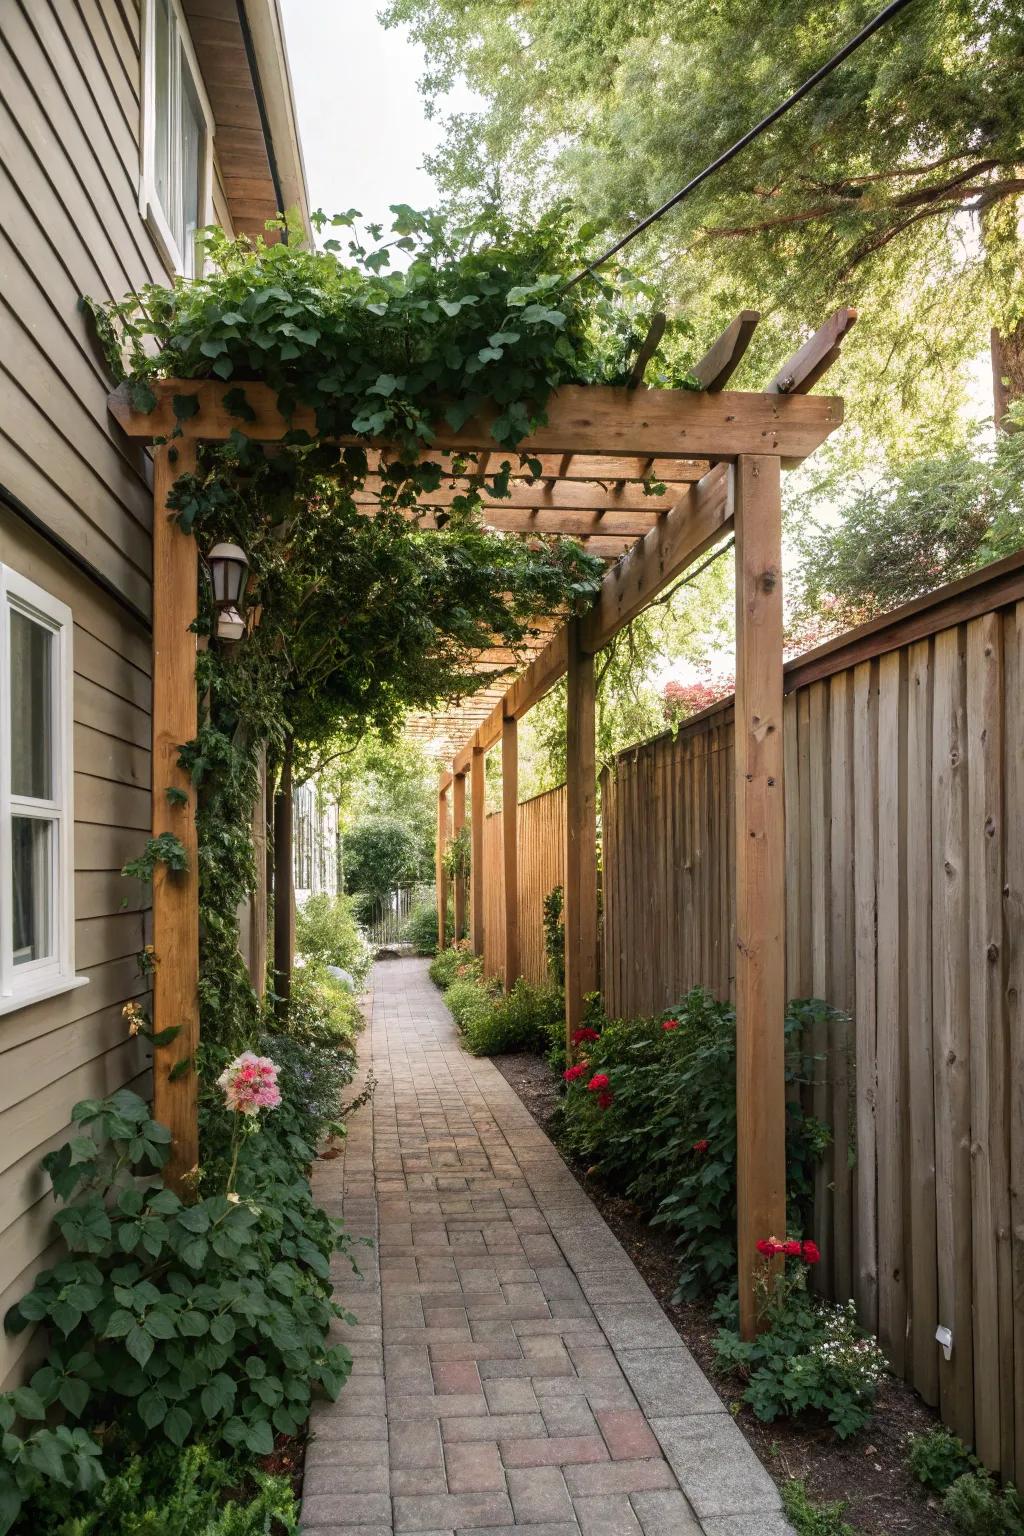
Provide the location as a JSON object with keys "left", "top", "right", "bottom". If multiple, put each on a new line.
{"left": 599, "top": 597, "right": 1024, "bottom": 1478}
{"left": 0, "top": 499, "right": 151, "bottom": 1388}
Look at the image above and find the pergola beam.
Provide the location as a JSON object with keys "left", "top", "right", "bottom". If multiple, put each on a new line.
{"left": 352, "top": 477, "right": 691, "bottom": 514}
{"left": 109, "top": 380, "right": 842, "bottom": 462}
{"left": 692, "top": 310, "right": 761, "bottom": 392}
{"left": 767, "top": 306, "right": 857, "bottom": 396}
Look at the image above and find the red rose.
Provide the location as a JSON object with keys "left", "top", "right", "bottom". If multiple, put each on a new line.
{"left": 802, "top": 1240, "right": 821, "bottom": 1265}
{"left": 662, "top": 1017, "right": 680, "bottom": 1031}
{"left": 586, "top": 1073, "right": 610, "bottom": 1092}
{"left": 692, "top": 1139, "right": 710, "bottom": 1154}
{"left": 598, "top": 1090, "right": 614, "bottom": 1110}
{"left": 572, "top": 1027, "right": 600, "bottom": 1045}
{"left": 756, "top": 1239, "right": 774, "bottom": 1256}
{"left": 563, "top": 1063, "right": 587, "bottom": 1082}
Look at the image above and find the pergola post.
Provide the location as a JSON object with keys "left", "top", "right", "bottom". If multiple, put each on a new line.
{"left": 273, "top": 737, "right": 295, "bottom": 1022}
{"left": 470, "top": 746, "right": 485, "bottom": 954}
{"left": 564, "top": 618, "right": 599, "bottom": 1048}
{"left": 733, "top": 453, "right": 788, "bottom": 1338}
{"left": 452, "top": 770, "right": 467, "bottom": 940}
{"left": 501, "top": 713, "right": 519, "bottom": 987}
{"left": 151, "top": 441, "right": 200, "bottom": 1191}
{"left": 436, "top": 779, "right": 450, "bottom": 949}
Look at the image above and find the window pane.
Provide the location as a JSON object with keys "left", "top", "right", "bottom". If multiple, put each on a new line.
{"left": 154, "top": 0, "right": 175, "bottom": 245}
{"left": 179, "top": 56, "right": 203, "bottom": 278}
{"left": 12, "top": 816, "right": 53, "bottom": 965}
{"left": 10, "top": 610, "right": 53, "bottom": 800}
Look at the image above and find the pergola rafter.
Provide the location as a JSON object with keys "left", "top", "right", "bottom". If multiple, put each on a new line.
{"left": 110, "top": 302, "right": 852, "bottom": 1336}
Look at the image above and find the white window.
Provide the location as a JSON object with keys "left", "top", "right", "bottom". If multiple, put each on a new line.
{"left": 0, "top": 569, "right": 84, "bottom": 1014}
{"left": 139, "top": 0, "right": 214, "bottom": 279}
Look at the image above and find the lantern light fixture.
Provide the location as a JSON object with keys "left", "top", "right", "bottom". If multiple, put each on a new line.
{"left": 216, "top": 606, "right": 246, "bottom": 644}
{"left": 207, "top": 542, "right": 249, "bottom": 610}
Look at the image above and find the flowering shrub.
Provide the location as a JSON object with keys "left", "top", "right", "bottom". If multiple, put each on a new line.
{"left": 714, "top": 1266, "right": 888, "bottom": 1439}
{"left": 295, "top": 892, "right": 370, "bottom": 984}
{"left": 0, "top": 1087, "right": 355, "bottom": 1532}
{"left": 558, "top": 989, "right": 836, "bottom": 1297}
{"left": 217, "top": 1053, "right": 282, "bottom": 1115}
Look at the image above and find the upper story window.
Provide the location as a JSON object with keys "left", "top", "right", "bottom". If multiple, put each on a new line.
{"left": 140, "top": 0, "right": 214, "bottom": 279}
{"left": 0, "top": 568, "right": 83, "bottom": 1014}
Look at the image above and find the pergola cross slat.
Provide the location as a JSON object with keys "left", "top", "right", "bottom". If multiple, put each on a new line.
{"left": 110, "top": 304, "right": 851, "bottom": 1338}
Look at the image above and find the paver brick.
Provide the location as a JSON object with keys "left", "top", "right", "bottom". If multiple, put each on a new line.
{"left": 650, "top": 1415, "right": 781, "bottom": 1519}
{"left": 596, "top": 1410, "right": 663, "bottom": 1461}
{"left": 390, "top": 1419, "right": 444, "bottom": 1469}
{"left": 442, "top": 1412, "right": 547, "bottom": 1442}
{"left": 574, "top": 1493, "right": 643, "bottom": 1535}
{"left": 630, "top": 1489, "right": 705, "bottom": 1534}
{"left": 500, "top": 1434, "right": 609, "bottom": 1468}
{"left": 392, "top": 1491, "right": 514, "bottom": 1531}
{"left": 506, "top": 1466, "right": 574, "bottom": 1523}
{"left": 563, "top": 1460, "right": 678, "bottom": 1495}
{"left": 298, "top": 1492, "right": 391, "bottom": 1525}
{"left": 444, "top": 1440, "right": 505, "bottom": 1492}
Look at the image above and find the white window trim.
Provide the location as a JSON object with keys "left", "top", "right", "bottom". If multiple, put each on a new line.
{"left": 0, "top": 568, "right": 87, "bottom": 1016}
{"left": 139, "top": 0, "right": 215, "bottom": 278}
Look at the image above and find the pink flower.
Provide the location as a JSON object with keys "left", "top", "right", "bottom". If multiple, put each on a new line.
{"left": 217, "top": 1052, "right": 281, "bottom": 1116}
{"left": 586, "top": 1073, "right": 610, "bottom": 1093}
{"left": 563, "top": 1063, "right": 588, "bottom": 1082}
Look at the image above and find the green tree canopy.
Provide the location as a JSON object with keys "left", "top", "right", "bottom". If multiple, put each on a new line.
{"left": 344, "top": 817, "right": 422, "bottom": 901}
{"left": 386, "top": 0, "right": 1024, "bottom": 450}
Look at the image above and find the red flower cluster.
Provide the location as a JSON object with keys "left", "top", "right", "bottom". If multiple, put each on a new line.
{"left": 586, "top": 1073, "right": 610, "bottom": 1092}
{"left": 563, "top": 1063, "right": 588, "bottom": 1082}
{"left": 572, "top": 1027, "right": 600, "bottom": 1045}
{"left": 756, "top": 1235, "right": 820, "bottom": 1265}
{"left": 692, "top": 1139, "right": 710, "bottom": 1154}
{"left": 662, "top": 1017, "right": 680, "bottom": 1032}
{"left": 597, "top": 1090, "right": 614, "bottom": 1111}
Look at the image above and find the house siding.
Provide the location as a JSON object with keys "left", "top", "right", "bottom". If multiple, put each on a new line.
{"left": 0, "top": 0, "right": 235, "bottom": 1384}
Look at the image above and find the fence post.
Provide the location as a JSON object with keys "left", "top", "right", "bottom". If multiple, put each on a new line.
{"left": 734, "top": 454, "right": 788, "bottom": 1338}
{"left": 150, "top": 440, "right": 200, "bottom": 1192}
{"left": 471, "top": 746, "right": 485, "bottom": 955}
{"left": 565, "top": 618, "right": 599, "bottom": 1049}
{"left": 502, "top": 714, "right": 519, "bottom": 987}
{"left": 453, "top": 770, "right": 467, "bottom": 940}
{"left": 436, "top": 778, "right": 450, "bottom": 949}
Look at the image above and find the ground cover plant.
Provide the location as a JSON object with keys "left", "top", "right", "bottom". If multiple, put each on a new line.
{"left": 908, "top": 1428, "right": 1024, "bottom": 1534}
{"left": 558, "top": 988, "right": 835, "bottom": 1297}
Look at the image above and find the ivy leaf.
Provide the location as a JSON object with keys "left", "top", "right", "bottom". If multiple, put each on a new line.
{"left": 223, "top": 387, "right": 256, "bottom": 423}
{"left": 368, "top": 373, "right": 400, "bottom": 398}
{"left": 164, "top": 1406, "right": 192, "bottom": 1447}
{"left": 244, "top": 1418, "right": 274, "bottom": 1457}
{"left": 168, "top": 1058, "right": 193, "bottom": 1082}
{"left": 58, "top": 1375, "right": 90, "bottom": 1418}
{"left": 150, "top": 1026, "right": 182, "bottom": 1048}
{"left": 125, "top": 1325, "right": 154, "bottom": 1368}
{"left": 171, "top": 393, "right": 200, "bottom": 423}
{"left": 127, "top": 379, "right": 157, "bottom": 414}
{"left": 200, "top": 1373, "right": 235, "bottom": 1419}
{"left": 10, "top": 1387, "right": 45, "bottom": 1422}
{"left": 438, "top": 298, "right": 462, "bottom": 317}
{"left": 138, "top": 1387, "right": 168, "bottom": 1429}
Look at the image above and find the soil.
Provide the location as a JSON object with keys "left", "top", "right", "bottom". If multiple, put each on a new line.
{"left": 493, "top": 1049, "right": 956, "bottom": 1536}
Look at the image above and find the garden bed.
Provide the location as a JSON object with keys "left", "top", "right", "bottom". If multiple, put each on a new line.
{"left": 493, "top": 1049, "right": 955, "bottom": 1536}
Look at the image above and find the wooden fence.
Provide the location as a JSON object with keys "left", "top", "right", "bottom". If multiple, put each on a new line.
{"left": 479, "top": 785, "right": 566, "bottom": 987}
{"left": 600, "top": 551, "right": 1024, "bottom": 1479}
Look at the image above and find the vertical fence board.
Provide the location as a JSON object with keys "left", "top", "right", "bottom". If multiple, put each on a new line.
{"left": 1005, "top": 603, "right": 1024, "bottom": 1482}
{"left": 931, "top": 627, "right": 974, "bottom": 1443}
{"left": 852, "top": 660, "right": 879, "bottom": 1332}
{"left": 829, "top": 670, "right": 854, "bottom": 1300}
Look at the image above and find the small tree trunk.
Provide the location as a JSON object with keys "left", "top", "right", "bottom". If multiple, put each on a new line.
{"left": 991, "top": 320, "right": 1024, "bottom": 430}
{"left": 273, "top": 738, "right": 295, "bottom": 1022}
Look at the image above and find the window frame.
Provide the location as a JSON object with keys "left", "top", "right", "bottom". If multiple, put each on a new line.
{"left": 139, "top": 0, "right": 215, "bottom": 279}
{"left": 0, "top": 567, "right": 85, "bottom": 1014}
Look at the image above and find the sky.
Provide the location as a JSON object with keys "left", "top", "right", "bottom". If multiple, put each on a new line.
{"left": 280, "top": 0, "right": 479, "bottom": 235}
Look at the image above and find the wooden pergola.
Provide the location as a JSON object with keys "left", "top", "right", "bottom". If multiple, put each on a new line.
{"left": 109, "top": 303, "right": 851, "bottom": 1332}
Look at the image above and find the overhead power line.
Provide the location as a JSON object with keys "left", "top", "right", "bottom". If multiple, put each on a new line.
{"left": 563, "top": 0, "right": 918, "bottom": 291}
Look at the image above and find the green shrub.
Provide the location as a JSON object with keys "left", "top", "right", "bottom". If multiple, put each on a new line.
{"left": 22, "top": 1441, "right": 296, "bottom": 1535}
{"left": 286, "top": 965, "right": 363, "bottom": 1048}
{"left": 781, "top": 1478, "right": 856, "bottom": 1536}
{"left": 259, "top": 1031, "right": 353, "bottom": 1147}
{"left": 406, "top": 902, "right": 443, "bottom": 955}
{"left": 428, "top": 947, "right": 481, "bottom": 990}
{"left": 461, "top": 978, "right": 563, "bottom": 1057}
{"left": 908, "top": 1426, "right": 979, "bottom": 1494}
{"left": 559, "top": 989, "right": 834, "bottom": 1297}
{"left": 443, "top": 978, "right": 495, "bottom": 1036}
{"left": 943, "top": 1471, "right": 1024, "bottom": 1534}
{"left": 0, "top": 1089, "right": 354, "bottom": 1533}
{"left": 543, "top": 886, "right": 565, "bottom": 988}
{"left": 714, "top": 1279, "right": 888, "bottom": 1439}
{"left": 295, "top": 893, "right": 370, "bottom": 984}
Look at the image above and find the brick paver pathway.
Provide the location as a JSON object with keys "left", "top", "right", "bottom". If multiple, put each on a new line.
{"left": 304, "top": 958, "right": 793, "bottom": 1536}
